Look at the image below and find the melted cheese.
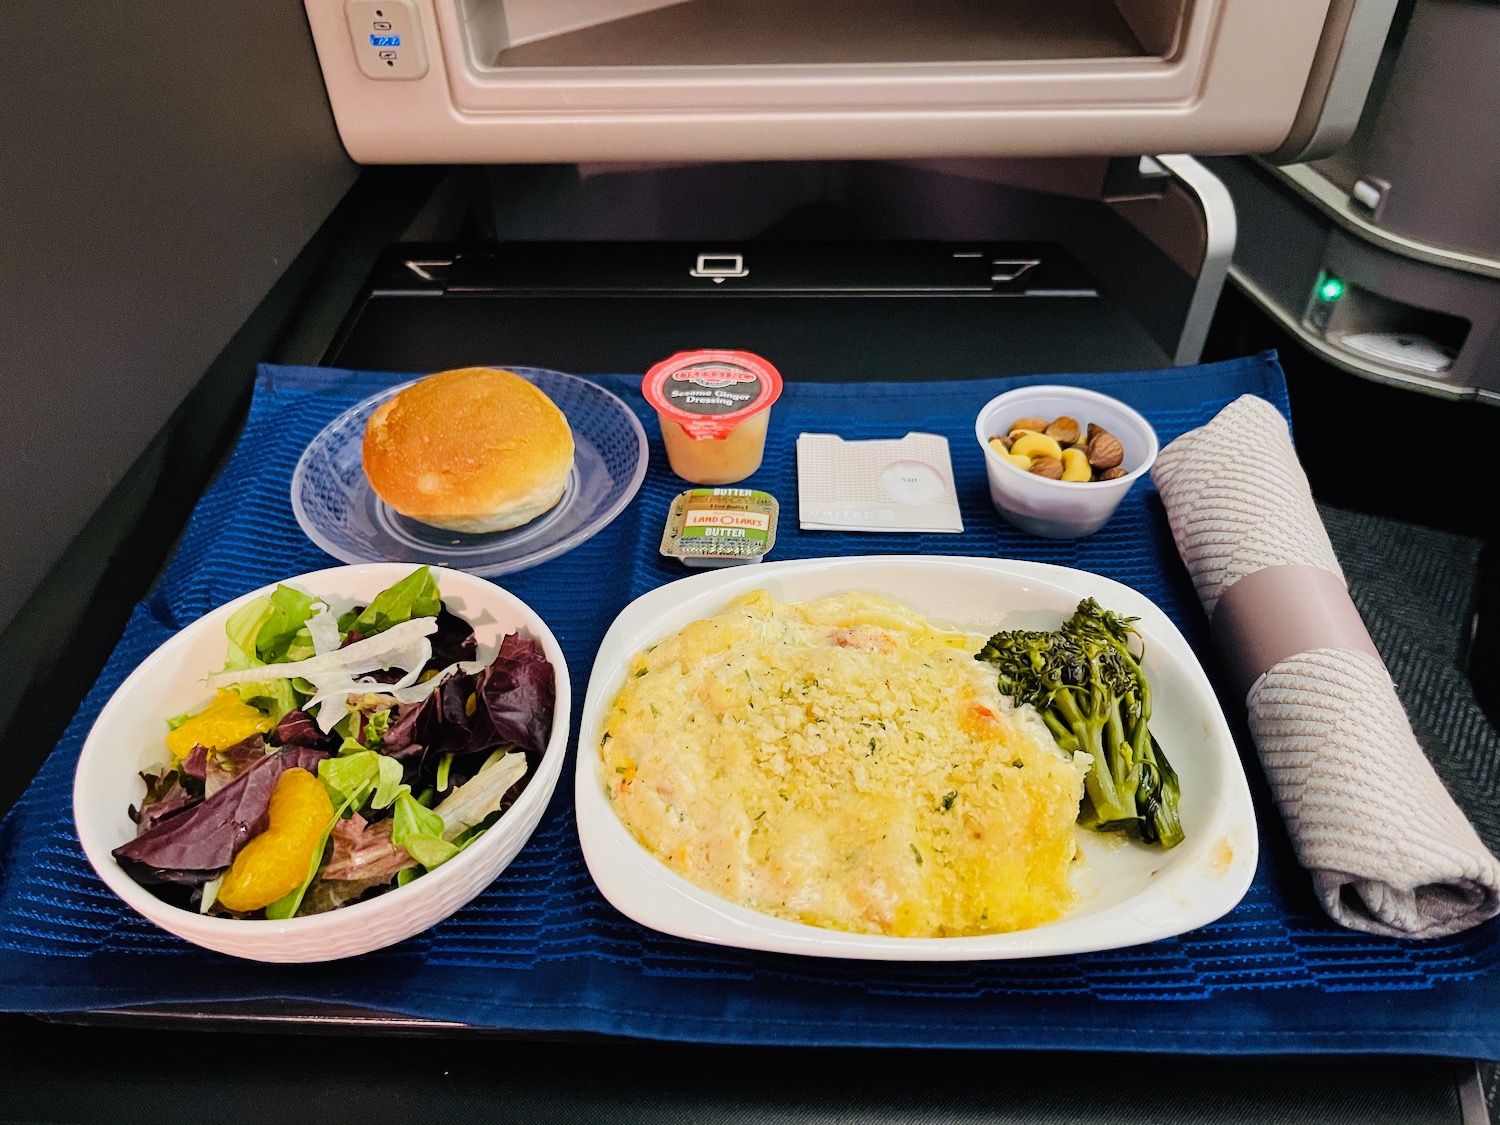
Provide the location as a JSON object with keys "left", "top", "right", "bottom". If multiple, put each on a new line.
{"left": 600, "top": 590, "right": 1088, "bottom": 938}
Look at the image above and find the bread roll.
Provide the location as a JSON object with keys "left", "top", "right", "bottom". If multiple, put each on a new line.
{"left": 362, "top": 367, "right": 575, "bottom": 533}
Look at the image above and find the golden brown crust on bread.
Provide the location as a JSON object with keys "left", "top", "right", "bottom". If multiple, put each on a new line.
{"left": 361, "top": 367, "right": 575, "bottom": 532}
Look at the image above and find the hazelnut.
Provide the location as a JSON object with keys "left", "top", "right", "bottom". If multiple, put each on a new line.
{"left": 1098, "top": 466, "right": 1128, "bottom": 481}
{"left": 1009, "top": 417, "right": 1048, "bottom": 435}
{"left": 1086, "top": 430, "right": 1124, "bottom": 470}
{"left": 1045, "top": 416, "right": 1081, "bottom": 445}
{"left": 1028, "top": 455, "right": 1064, "bottom": 480}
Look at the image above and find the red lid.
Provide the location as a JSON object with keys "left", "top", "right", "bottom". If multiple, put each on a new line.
{"left": 642, "top": 350, "right": 784, "bottom": 440}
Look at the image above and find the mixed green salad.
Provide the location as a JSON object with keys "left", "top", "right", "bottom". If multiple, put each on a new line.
{"left": 113, "top": 567, "right": 555, "bottom": 919}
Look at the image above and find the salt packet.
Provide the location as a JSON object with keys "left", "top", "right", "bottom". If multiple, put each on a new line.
{"left": 796, "top": 433, "right": 964, "bottom": 533}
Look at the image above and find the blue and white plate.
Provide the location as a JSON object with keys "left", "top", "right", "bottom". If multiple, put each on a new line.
{"left": 292, "top": 368, "right": 647, "bottom": 577}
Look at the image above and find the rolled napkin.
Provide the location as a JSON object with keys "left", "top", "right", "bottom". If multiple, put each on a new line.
{"left": 1153, "top": 394, "right": 1500, "bottom": 939}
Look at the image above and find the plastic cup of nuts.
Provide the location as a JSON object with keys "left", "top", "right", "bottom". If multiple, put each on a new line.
{"left": 974, "top": 385, "right": 1159, "bottom": 539}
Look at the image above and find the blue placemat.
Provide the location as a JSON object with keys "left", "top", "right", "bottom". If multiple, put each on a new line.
{"left": 3, "top": 351, "right": 1499, "bottom": 1057}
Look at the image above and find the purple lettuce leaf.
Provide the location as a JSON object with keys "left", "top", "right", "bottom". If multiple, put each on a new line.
{"left": 179, "top": 745, "right": 209, "bottom": 784}
{"left": 380, "top": 673, "right": 470, "bottom": 776}
{"left": 297, "top": 812, "right": 418, "bottom": 915}
{"left": 380, "top": 633, "right": 554, "bottom": 784}
{"left": 205, "top": 735, "right": 269, "bottom": 798}
{"left": 472, "top": 633, "right": 554, "bottom": 757}
{"left": 128, "top": 768, "right": 199, "bottom": 836}
{"left": 297, "top": 873, "right": 400, "bottom": 916}
{"left": 274, "top": 710, "right": 340, "bottom": 752}
{"left": 320, "top": 812, "right": 416, "bottom": 883}
{"left": 112, "top": 747, "right": 329, "bottom": 886}
{"left": 427, "top": 605, "right": 478, "bottom": 671}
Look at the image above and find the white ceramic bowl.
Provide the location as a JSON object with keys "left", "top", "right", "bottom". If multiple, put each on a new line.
{"left": 576, "top": 555, "right": 1257, "bottom": 961}
{"left": 73, "top": 563, "right": 571, "bottom": 963}
{"left": 975, "top": 385, "right": 1159, "bottom": 538}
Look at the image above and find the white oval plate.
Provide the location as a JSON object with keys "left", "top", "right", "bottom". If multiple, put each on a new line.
{"left": 575, "top": 555, "right": 1256, "bottom": 961}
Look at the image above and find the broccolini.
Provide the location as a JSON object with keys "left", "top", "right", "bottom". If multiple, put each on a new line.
{"left": 976, "top": 598, "right": 1183, "bottom": 848}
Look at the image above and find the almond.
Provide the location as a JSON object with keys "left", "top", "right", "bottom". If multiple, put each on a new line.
{"left": 1009, "top": 417, "right": 1048, "bottom": 435}
{"left": 1098, "top": 466, "right": 1128, "bottom": 481}
{"left": 1028, "top": 455, "right": 1064, "bottom": 480}
{"left": 1086, "top": 430, "right": 1124, "bottom": 470}
{"left": 1044, "top": 416, "right": 1081, "bottom": 445}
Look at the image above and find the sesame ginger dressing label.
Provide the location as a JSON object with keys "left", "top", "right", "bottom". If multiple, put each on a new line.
{"left": 665, "top": 363, "right": 765, "bottom": 437}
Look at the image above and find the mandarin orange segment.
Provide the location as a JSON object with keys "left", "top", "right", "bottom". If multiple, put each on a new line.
{"left": 165, "top": 689, "right": 276, "bottom": 759}
{"left": 216, "top": 768, "right": 334, "bottom": 913}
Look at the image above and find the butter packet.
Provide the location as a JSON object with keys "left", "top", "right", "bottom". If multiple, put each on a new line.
{"left": 660, "top": 488, "right": 779, "bottom": 568}
{"left": 796, "top": 433, "right": 964, "bottom": 533}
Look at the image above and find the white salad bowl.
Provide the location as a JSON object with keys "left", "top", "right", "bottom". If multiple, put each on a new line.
{"left": 576, "top": 554, "right": 1257, "bottom": 961}
{"left": 73, "top": 563, "right": 571, "bottom": 963}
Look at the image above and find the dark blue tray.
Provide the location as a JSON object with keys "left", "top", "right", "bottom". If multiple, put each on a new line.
{"left": 3, "top": 352, "right": 1498, "bottom": 1057}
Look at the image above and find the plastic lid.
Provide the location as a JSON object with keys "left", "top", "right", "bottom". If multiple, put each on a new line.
{"left": 642, "top": 350, "right": 784, "bottom": 440}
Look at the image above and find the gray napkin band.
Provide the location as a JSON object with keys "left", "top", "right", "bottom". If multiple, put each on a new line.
{"left": 1211, "top": 564, "right": 1384, "bottom": 701}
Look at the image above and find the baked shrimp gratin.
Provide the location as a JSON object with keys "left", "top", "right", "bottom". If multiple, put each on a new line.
{"left": 599, "top": 591, "right": 1089, "bottom": 938}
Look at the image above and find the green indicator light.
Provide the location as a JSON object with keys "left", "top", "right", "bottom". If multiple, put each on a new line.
{"left": 1318, "top": 277, "right": 1346, "bottom": 302}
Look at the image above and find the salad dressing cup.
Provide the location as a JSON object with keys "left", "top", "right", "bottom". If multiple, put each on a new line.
{"left": 643, "top": 350, "right": 783, "bottom": 485}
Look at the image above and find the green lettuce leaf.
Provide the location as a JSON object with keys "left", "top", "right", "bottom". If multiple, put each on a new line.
{"left": 400, "top": 835, "right": 459, "bottom": 870}
{"left": 338, "top": 567, "right": 440, "bottom": 638}
{"left": 255, "top": 584, "right": 320, "bottom": 664}
{"left": 317, "top": 751, "right": 408, "bottom": 812}
{"left": 224, "top": 597, "right": 274, "bottom": 672}
{"left": 332, "top": 708, "right": 393, "bottom": 755}
{"left": 391, "top": 792, "right": 458, "bottom": 871}
{"left": 220, "top": 597, "right": 300, "bottom": 723}
{"left": 392, "top": 791, "right": 445, "bottom": 840}
{"left": 451, "top": 809, "right": 503, "bottom": 848}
